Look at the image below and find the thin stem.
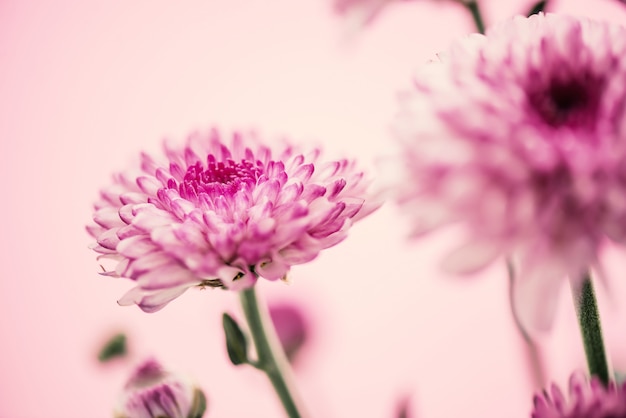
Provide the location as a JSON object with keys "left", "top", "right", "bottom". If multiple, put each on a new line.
{"left": 506, "top": 260, "right": 545, "bottom": 389}
{"left": 571, "top": 273, "right": 610, "bottom": 386}
{"left": 464, "top": 1, "right": 486, "bottom": 34}
{"left": 239, "top": 287, "right": 306, "bottom": 418}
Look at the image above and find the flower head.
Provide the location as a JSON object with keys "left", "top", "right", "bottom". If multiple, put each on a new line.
{"left": 532, "top": 372, "right": 626, "bottom": 418}
{"left": 115, "top": 359, "right": 206, "bottom": 418}
{"left": 88, "top": 129, "right": 377, "bottom": 312}
{"left": 392, "top": 13, "right": 626, "bottom": 331}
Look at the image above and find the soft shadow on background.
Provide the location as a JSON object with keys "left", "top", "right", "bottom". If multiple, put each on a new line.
{"left": 2, "top": 0, "right": 626, "bottom": 416}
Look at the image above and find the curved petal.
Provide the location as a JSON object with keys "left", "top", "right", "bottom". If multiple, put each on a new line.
{"left": 256, "top": 258, "right": 289, "bottom": 281}
{"left": 512, "top": 261, "right": 566, "bottom": 335}
{"left": 118, "top": 284, "right": 191, "bottom": 313}
{"left": 442, "top": 240, "right": 504, "bottom": 275}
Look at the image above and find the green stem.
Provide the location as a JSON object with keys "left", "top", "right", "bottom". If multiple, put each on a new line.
{"left": 571, "top": 273, "right": 610, "bottom": 386}
{"left": 239, "top": 287, "right": 305, "bottom": 418}
{"left": 464, "top": 1, "right": 486, "bottom": 34}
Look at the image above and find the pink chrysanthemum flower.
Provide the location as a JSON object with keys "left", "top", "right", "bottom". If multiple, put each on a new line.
{"left": 88, "top": 129, "right": 377, "bottom": 312}
{"left": 115, "top": 359, "right": 206, "bottom": 418}
{"left": 392, "top": 13, "right": 626, "bottom": 331}
{"left": 532, "top": 372, "right": 626, "bottom": 418}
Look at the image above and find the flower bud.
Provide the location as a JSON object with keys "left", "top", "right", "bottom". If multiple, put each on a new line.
{"left": 114, "top": 359, "right": 207, "bottom": 418}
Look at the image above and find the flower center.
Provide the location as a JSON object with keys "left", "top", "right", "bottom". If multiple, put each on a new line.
{"left": 175, "top": 156, "right": 263, "bottom": 200}
{"left": 549, "top": 81, "right": 587, "bottom": 114}
{"left": 528, "top": 71, "right": 603, "bottom": 129}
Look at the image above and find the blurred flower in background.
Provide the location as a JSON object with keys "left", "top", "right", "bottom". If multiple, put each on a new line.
{"left": 87, "top": 129, "right": 379, "bottom": 312}
{"left": 394, "top": 395, "right": 417, "bottom": 418}
{"left": 391, "top": 13, "right": 626, "bottom": 332}
{"left": 333, "top": 0, "right": 470, "bottom": 29}
{"left": 333, "top": 0, "right": 409, "bottom": 28}
{"left": 532, "top": 372, "right": 626, "bottom": 418}
{"left": 269, "top": 302, "right": 311, "bottom": 365}
{"left": 114, "top": 358, "right": 207, "bottom": 418}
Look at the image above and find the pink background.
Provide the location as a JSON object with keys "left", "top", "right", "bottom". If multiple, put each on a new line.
{"left": 3, "top": 0, "right": 626, "bottom": 416}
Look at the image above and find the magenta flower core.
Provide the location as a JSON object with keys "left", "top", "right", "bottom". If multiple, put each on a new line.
{"left": 392, "top": 13, "right": 626, "bottom": 331}
{"left": 115, "top": 359, "right": 205, "bottom": 418}
{"left": 532, "top": 372, "right": 626, "bottom": 418}
{"left": 88, "top": 129, "right": 377, "bottom": 312}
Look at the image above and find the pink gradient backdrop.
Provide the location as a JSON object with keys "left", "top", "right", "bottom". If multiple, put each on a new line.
{"left": 3, "top": 0, "right": 626, "bottom": 416}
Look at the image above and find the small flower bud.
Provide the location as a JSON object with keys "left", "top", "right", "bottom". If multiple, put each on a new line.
{"left": 114, "top": 359, "right": 207, "bottom": 418}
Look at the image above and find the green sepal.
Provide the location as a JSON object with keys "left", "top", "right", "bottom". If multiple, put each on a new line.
{"left": 98, "top": 333, "right": 127, "bottom": 362}
{"left": 187, "top": 388, "right": 208, "bottom": 418}
{"left": 222, "top": 313, "right": 249, "bottom": 366}
{"left": 527, "top": 0, "right": 547, "bottom": 16}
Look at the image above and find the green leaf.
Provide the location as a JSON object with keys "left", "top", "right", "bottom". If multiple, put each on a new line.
{"left": 98, "top": 333, "right": 127, "bottom": 362}
{"left": 187, "top": 388, "right": 208, "bottom": 418}
{"left": 222, "top": 313, "right": 249, "bottom": 366}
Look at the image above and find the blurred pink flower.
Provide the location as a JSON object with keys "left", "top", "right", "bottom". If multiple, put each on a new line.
{"left": 392, "top": 13, "right": 626, "bottom": 331}
{"left": 333, "top": 0, "right": 467, "bottom": 28}
{"left": 115, "top": 358, "right": 206, "bottom": 418}
{"left": 269, "top": 303, "right": 310, "bottom": 364}
{"left": 333, "top": 0, "right": 405, "bottom": 27}
{"left": 88, "top": 129, "right": 378, "bottom": 312}
{"left": 532, "top": 372, "right": 626, "bottom": 418}
{"left": 395, "top": 395, "right": 416, "bottom": 418}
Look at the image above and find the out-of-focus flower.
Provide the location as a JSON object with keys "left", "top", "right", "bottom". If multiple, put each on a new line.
{"left": 532, "top": 372, "right": 626, "bottom": 418}
{"left": 333, "top": 0, "right": 406, "bottom": 28}
{"left": 115, "top": 358, "right": 207, "bottom": 418}
{"left": 269, "top": 303, "right": 310, "bottom": 364}
{"left": 333, "top": 0, "right": 469, "bottom": 29}
{"left": 88, "top": 129, "right": 378, "bottom": 312}
{"left": 392, "top": 13, "right": 626, "bottom": 331}
{"left": 395, "top": 395, "right": 416, "bottom": 418}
